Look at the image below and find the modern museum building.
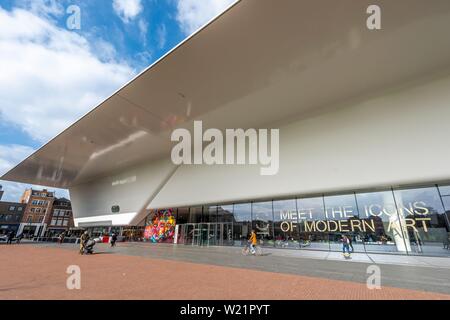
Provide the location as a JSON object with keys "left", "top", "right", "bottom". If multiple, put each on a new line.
{"left": 3, "top": 0, "right": 450, "bottom": 257}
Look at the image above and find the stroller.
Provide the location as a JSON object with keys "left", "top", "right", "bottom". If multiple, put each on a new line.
{"left": 82, "top": 238, "right": 97, "bottom": 254}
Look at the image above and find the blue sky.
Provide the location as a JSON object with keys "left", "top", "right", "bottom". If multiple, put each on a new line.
{"left": 0, "top": 0, "right": 235, "bottom": 201}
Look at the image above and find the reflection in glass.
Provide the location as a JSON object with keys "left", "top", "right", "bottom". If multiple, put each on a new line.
{"left": 297, "top": 197, "right": 329, "bottom": 251}
{"left": 273, "top": 199, "right": 299, "bottom": 249}
{"left": 170, "top": 185, "right": 450, "bottom": 256}
{"left": 189, "top": 206, "right": 203, "bottom": 224}
{"left": 323, "top": 194, "right": 364, "bottom": 253}
{"left": 217, "top": 205, "right": 234, "bottom": 245}
{"left": 218, "top": 205, "right": 233, "bottom": 223}
{"left": 203, "top": 206, "right": 217, "bottom": 223}
{"left": 356, "top": 191, "right": 407, "bottom": 254}
{"left": 233, "top": 203, "right": 252, "bottom": 246}
{"left": 439, "top": 196, "right": 450, "bottom": 252}
{"left": 394, "top": 187, "right": 450, "bottom": 256}
{"left": 176, "top": 207, "right": 189, "bottom": 224}
{"left": 438, "top": 185, "right": 450, "bottom": 197}
{"left": 252, "top": 201, "right": 274, "bottom": 247}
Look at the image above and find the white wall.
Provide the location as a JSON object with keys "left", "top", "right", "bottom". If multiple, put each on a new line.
{"left": 71, "top": 73, "right": 450, "bottom": 223}
{"left": 149, "top": 73, "right": 450, "bottom": 208}
{"left": 70, "top": 158, "right": 177, "bottom": 226}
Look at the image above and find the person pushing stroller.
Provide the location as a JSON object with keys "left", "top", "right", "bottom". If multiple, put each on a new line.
{"left": 79, "top": 231, "right": 90, "bottom": 254}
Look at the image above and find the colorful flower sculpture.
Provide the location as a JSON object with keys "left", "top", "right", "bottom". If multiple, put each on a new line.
{"left": 144, "top": 209, "right": 176, "bottom": 243}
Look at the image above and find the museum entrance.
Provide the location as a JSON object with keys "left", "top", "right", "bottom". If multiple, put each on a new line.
{"left": 178, "top": 223, "right": 233, "bottom": 247}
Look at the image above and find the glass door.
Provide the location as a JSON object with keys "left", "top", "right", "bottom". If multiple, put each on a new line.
{"left": 178, "top": 223, "right": 234, "bottom": 247}
{"left": 198, "top": 223, "right": 209, "bottom": 246}
{"left": 179, "top": 223, "right": 196, "bottom": 245}
{"left": 218, "top": 223, "right": 234, "bottom": 246}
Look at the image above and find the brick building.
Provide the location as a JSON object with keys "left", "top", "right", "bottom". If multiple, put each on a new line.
{"left": 0, "top": 200, "right": 26, "bottom": 236}
{"left": 45, "top": 197, "right": 74, "bottom": 237}
{"left": 18, "top": 189, "right": 55, "bottom": 237}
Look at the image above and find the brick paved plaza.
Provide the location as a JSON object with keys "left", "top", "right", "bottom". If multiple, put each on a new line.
{"left": 1, "top": 242, "right": 450, "bottom": 300}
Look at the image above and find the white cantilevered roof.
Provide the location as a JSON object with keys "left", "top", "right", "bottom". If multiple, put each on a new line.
{"left": 3, "top": 0, "right": 450, "bottom": 188}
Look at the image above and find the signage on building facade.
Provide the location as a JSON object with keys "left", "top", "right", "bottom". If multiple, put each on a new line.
{"left": 279, "top": 201, "right": 432, "bottom": 233}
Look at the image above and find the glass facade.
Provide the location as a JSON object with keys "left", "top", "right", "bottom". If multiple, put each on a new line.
{"left": 273, "top": 198, "right": 299, "bottom": 248}
{"left": 232, "top": 203, "right": 252, "bottom": 245}
{"left": 355, "top": 191, "right": 404, "bottom": 254}
{"left": 393, "top": 187, "right": 449, "bottom": 256}
{"left": 297, "top": 196, "right": 329, "bottom": 251}
{"left": 251, "top": 201, "right": 274, "bottom": 247}
{"left": 151, "top": 184, "right": 450, "bottom": 257}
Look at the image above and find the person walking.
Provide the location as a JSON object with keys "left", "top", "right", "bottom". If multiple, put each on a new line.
{"left": 110, "top": 233, "right": 117, "bottom": 247}
{"left": 348, "top": 235, "right": 354, "bottom": 253}
{"left": 341, "top": 234, "right": 351, "bottom": 258}
{"left": 444, "top": 235, "right": 450, "bottom": 250}
{"left": 58, "top": 231, "right": 65, "bottom": 244}
{"left": 6, "top": 230, "right": 14, "bottom": 245}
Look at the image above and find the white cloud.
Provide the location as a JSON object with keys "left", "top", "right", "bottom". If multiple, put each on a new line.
{"left": 0, "top": 180, "right": 70, "bottom": 203}
{"left": 0, "top": 145, "right": 35, "bottom": 176}
{"left": 0, "top": 144, "right": 69, "bottom": 202}
{"left": 138, "top": 18, "right": 149, "bottom": 45}
{"left": 157, "top": 24, "right": 167, "bottom": 49}
{"left": 113, "top": 0, "right": 143, "bottom": 23}
{"left": 0, "top": 6, "right": 135, "bottom": 202}
{"left": 176, "top": 0, "right": 237, "bottom": 35}
{"left": 15, "top": 0, "right": 64, "bottom": 19}
{"left": 0, "top": 7, "right": 135, "bottom": 143}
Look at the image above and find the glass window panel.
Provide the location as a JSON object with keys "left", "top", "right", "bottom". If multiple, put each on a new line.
{"left": 177, "top": 207, "right": 189, "bottom": 224}
{"left": 441, "top": 196, "right": 450, "bottom": 216}
{"left": 438, "top": 185, "right": 450, "bottom": 196}
{"left": 252, "top": 201, "right": 274, "bottom": 247}
{"left": 189, "top": 206, "right": 203, "bottom": 224}
{"left": 273, "top": 199, "right": 299, "bottom": 248}
{"left": 324, "top": 194, "right": 365, "bottom": 253}
{"left": 297, "top": 197, "right": 329, "bottom": 251}
{"left": 203, "top": 206, "right": 217, "bottom": 223}
{"left": 217, "top": 205, "right": 234, "bottom": 245}
{"left": 394, "top": 186, "right": 450, "bottom": 256}
{"left": 233, "top": 203, "right": 252, "bottom": 245}
{"left": 356, "top": 190, "right": 408, "bottom": 255}
{"left": 217, "top": 205, "right": 233, "bottom": 223}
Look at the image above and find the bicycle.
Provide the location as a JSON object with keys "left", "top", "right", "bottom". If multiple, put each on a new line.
{"left": 242, "top": 242, "right": 262, "bottom": 256}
